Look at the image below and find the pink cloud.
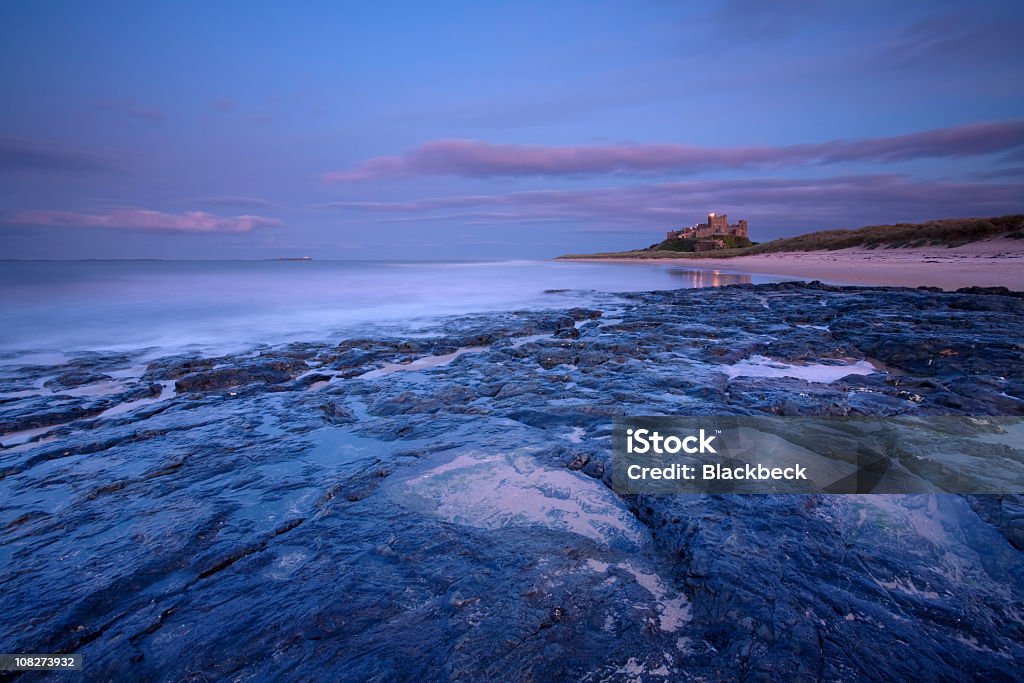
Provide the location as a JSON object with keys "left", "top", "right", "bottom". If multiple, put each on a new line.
{"left": 323, "top": 119, "right": 1024, "bottom": 181}
{"left": 8, "top": 209, "right": 282, "bottom": 234}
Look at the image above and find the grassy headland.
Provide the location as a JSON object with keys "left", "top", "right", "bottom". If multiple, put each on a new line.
{"left": 557, "top": 215, "right": 1024, "bottom": 260}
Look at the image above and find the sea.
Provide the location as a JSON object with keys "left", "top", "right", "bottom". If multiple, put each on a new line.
{"left": 0, "top": 260, "right": 783, "bottom": 360}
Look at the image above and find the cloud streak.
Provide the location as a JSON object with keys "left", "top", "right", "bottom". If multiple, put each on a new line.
{"left": 97, "top": 99, "right": 166, "bottom": 124}
{"left": 320, "top": 174, "right": 1023, "bottom": 234}
{"left": 324, "top": 120, "right": 1024, "bottom": 181}
{"left": 0, "top": 138, "right": 116, "bottom": 174}
{"left": 210, "top": 98, "right": 236, "bottom": 113}
{"left": 185, "top": 195, "right": 278, "bottom": 209}
{"left": 7, "top": 209, "right": 282, "bottom": 234}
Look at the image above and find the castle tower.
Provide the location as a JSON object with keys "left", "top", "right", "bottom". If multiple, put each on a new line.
{"left": 708, "top": 212, "right": 728, "bottom": 234}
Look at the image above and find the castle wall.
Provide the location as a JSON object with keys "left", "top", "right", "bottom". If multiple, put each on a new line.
{"left": 665, "top": 214, "right": 748, "bottom": 241}
{"left": 695, "top": 239, "right": 726, "bottom": 251}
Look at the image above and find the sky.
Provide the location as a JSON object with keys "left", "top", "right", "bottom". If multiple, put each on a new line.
{"left": 1, "top": 0, "right": 1023, "bottom": 259}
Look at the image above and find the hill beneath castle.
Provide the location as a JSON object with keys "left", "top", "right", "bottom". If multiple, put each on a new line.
{"left": 558, "top": 215, "right": 1024, "bottom": 260}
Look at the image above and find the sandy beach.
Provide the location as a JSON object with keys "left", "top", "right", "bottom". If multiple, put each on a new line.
{"left": 570, "top": 238, "right": 1024, "bottom": 290}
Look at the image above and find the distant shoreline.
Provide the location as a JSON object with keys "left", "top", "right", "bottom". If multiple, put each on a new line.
{"left": 563, "top": 238, "right": 1024, "bottom": 291}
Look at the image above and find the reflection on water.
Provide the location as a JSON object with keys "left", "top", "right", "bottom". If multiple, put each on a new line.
{"left": 666, "top": 269, "right": 752, "bottom": 288}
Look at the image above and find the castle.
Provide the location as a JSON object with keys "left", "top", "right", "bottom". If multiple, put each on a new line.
{"left": 666, "top": 212, "right": 748, "bottom": 242}
{"left": 662, "top": 212, "right": 749, "bottom": 251}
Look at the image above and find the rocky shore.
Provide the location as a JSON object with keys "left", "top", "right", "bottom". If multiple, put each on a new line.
{"left": 2, "top": 282, "right": 1023, "bottom": 681}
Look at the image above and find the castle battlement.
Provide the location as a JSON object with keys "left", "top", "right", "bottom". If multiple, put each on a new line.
{"left": 666, "top": 212, "right": 748, "bottom": 242}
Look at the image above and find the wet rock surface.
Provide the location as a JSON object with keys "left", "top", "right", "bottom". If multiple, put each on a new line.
{"left": 1, "top": 282, "right": 1023, "bottom": 681}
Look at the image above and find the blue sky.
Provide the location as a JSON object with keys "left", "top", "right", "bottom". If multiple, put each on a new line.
{"left": 1, "top": 0, "right": 1022, "bottom": 259}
